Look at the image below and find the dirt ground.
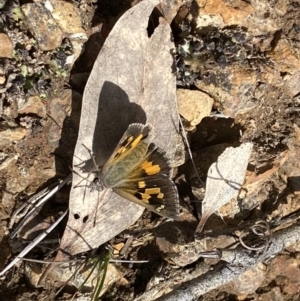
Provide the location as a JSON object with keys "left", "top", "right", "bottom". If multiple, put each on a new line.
{"left": 1, "top": 0, "right": 300, "bottom": 300}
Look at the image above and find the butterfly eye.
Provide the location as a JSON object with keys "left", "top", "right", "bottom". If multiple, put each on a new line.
{"left": 93, "top": 177, "right": 100, "bottom": 185}
{"left": 90, "top": 176, "right": 104, "bottom": 192}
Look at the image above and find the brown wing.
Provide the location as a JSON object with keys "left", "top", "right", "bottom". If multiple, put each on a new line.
{"left": 125, "top": 143, "right": 173, "bottom": 179}
{"left": 114, "top": 174, "right": 180, "bottom": 219}
{"left": 113, "top": 145, "right": 180, "bottom": 219}
{"left": 102, "top": 123, "right": 152, "bottom": 172}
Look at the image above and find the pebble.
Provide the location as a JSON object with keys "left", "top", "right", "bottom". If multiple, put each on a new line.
{"left": 22, "top": 2, "right": 64, "bottom": 51}
{"left": 0, "top": 33, "right": 13, "bottom": 58}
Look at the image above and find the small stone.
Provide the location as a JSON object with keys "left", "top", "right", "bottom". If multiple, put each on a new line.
{"left": 196, "top": 0, "right": 254, "bottom": 28}
{"left": 18, "top": 95, "right": 47, "bottom": 118}
{"left": 47, "top": 0, "right": 87, "bottom": 67}
{"left": 22, "top": 3, "right": 64, "bottom": 51}
{"left": 283, "top": 71, "right": 300, "bottom": 98}
{"left": 113, "top": 242, "right": 125, "bottom": 252}
{"left": 49, "top": 0, "right": 86, "bottom": 36}
{"left": 257, "top": 287, "right": 284, "bottom": 301}
{"left": 0, "top": 128, "right": 27, "bottom": 147}
{"left": 269, "top": 38, "right": 300, "bottom": 73}
{"left": 0, "top": 154, "right": 17, "bottom": 171}
{"left": 268, "top": 254, "right": 300, "bottom": 287}
{"left": 0, "top": 75, "right": 5, "bottom": 85}
{"left": 177, "top": 89, "right": 213, "bottom": 129}
{"left": 47, "top": 90, "right": 73, "bottom": 144}
{"left": 0, "top": 33, "right": 13, "bottom": 58}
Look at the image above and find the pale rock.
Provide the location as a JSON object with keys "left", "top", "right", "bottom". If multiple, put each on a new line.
{"left": 269, "top": 38, "right": 300, "bottom": 73}
{"left": 0, "top": 75, "right": 5, "bottom": 85}
{"left": 283, "top": 71, "right": 300, "bottom": 99}
{"left": 267, "top": 254, "right": 300, "bottom": 295}
{"left": 0, "top": 128, "right": 27, "bottom": 147}
{"left": 159, "top": 0, "right": 184, "bottom": 24}
{"left": 177, "top": 89, "right": 213, "bottom": 129}
{"left": 196, "top": 0, "right": 254, "bottom": 28}
{"left": 22, "top": 3, "right": 64, "bottom": 51}
{"left": 0, "top": 33, "right": 13, "bottom": 58}
{"left": 49, "top": 0, "right": 86, "bottom": 36}
{"left": 196, "top": 0, "right": 280, "bottom": 51}
{"left": 48, "top": 0, "right": 87, "bottom": 66}
{"left": 18, "top": 95, "right": 47, "bottom": 118}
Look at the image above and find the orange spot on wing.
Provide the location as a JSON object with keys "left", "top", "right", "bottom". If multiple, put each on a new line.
{"left": 141, "top": 160, "right": 161, "bottom": 175}
{"left": 145, "top": 188, "right": 161, "bottom": 195}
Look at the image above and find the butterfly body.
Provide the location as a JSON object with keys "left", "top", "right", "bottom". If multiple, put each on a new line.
{"left": 100, "top": 140, "right": 148, "bottom": 187}
{"left": 95, "top": 123, "right": 180, "bottom": 219}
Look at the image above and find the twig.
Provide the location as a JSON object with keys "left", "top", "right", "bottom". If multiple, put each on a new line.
{"left": 0, "top": 209, "right": 68, "bottom": 276}
{"left": 134, "top": 222, "right": 300, "bottom": 301}
{"left": 10, "top": 174, "right": 72, "bottom": 238}
{"left": 9, "top": 181, "right": 59, "bottom": 231}
{"left": 178, "top": 117, "right": 203, "bottom": 187}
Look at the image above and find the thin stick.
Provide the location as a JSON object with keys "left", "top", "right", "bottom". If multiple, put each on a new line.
{"left": 178, "top": 117, "right": 203, "bottom": 187}
{"left": 134, "top": 222, "right": 300, "bottom": 301}
{"left": 1, "top": 209, "right": 68, "bottom": 276}
{"left": 10, "top": 174, "right": 72, "bottom": 238}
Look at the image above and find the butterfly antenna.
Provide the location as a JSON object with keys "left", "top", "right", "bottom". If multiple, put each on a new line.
{"left": 179, "top": 117, "right": 204, "bottom": 187}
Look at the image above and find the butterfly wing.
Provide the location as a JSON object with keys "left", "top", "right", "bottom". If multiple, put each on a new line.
{"left": 138, "top": 143, "right": 173, "bottom": 177}
{"left": 102, "top": 123, "right": 152, "bottom": 172}
{"left": 113, "top": 146, "right": 180, "bottom": 219}
{"left": 114, "top": 175, "right": 179, "bottom": 219}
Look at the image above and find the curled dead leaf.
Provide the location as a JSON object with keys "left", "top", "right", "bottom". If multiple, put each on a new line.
{"left": 196, "top": 143, "right": 253, "bottom": 234}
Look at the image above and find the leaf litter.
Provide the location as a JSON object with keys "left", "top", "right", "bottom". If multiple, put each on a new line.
{"left": 3, "top": 0, "right": 300, "bottom": 299}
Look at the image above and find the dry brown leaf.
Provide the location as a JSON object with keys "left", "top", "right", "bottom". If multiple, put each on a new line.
{"left": 58, "top": 0, "right": 179, "bottom": 256}
{"left": 196, "top": 143, "right": 253, "bottom": 234}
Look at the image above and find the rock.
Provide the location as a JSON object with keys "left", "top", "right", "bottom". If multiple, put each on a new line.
{"left": 283, "top": 72, "right": 300, "bottom": 99}
{"left": 0, "top": 33, "right": 13, "bottom": 58}
{"left": 195, "top": 0, "right": 280, "bottom": 51}
{"left": 48, "top": 0, "right": 86, "bottom": 36}
{"left": 269, "top": 38, "right": 300, "bottom": 73}
{"left": 47, "top": 90, "right": 73, "bottom": 144}
{"left": 268, "top": 254, "right": 300, "bottom": 295}
{"left": 0, "top": 128, "right": 27, "bottom": 147}
{"left": 172, "top": 132, "right": 186, "bottom": 167}
{"left": 231, "top": 263, "right": 266, "bottom": 295}
{"left": 22, "top": 3, "right": 64, "bottom": 51}
{"left": 112, "top": 242, "right": 124, "bottom": 252}
{"left": 196, "top": 0, "right": 254, "bottom": 28}
{"left": 240, "top": 150, "right": 290, "bottom": 217}
{"left": 46, "top": 0, "right": 87, "bottom": 66}
{"left": 159, "top": 0, "right": 184, "bottom": 24}
{"left": 0, "top": 153, "right": 17, "bottom": 171}
{"left": 0, "top": 75, "right": 5, "bottom": 85}
{"left": 257, "top": 287, "right": 284, "bottom": 301}
{"left": 195, "top": 64, "right": 258, "bottom": 118}
{"left": 18, "top": 95, "right": 47, "bottom": 118}
{"left": 177, "top": 89, "right": 213, "bottom": 129}
{"left": 47, "top": 90, "right": 81, "bottom": 164}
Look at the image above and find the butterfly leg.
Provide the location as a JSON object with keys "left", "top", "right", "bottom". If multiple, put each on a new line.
{"left": 81, "top": 143, "right": 99, "bottom": 172}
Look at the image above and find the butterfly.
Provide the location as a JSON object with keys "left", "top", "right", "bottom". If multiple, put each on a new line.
{"left": 92, "top": 123, "right": 180, "bottom": 219}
